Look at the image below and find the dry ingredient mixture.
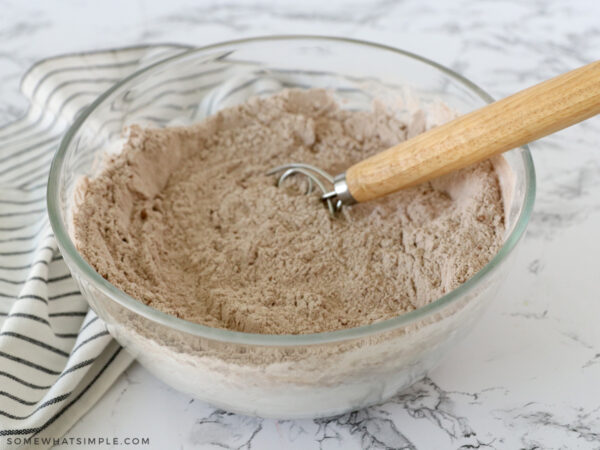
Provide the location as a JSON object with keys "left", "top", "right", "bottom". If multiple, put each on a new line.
{"left": 72, "top": 89, "right": 505, "bottom": 335}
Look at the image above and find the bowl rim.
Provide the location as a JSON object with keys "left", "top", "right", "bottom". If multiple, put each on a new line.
{"left": 47, "top": 35, "right": 536, "bottom": 346}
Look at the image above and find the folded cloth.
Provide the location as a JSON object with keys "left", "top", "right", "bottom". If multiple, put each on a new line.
{"left": 0, "top": 44, "right": 189, "bottom": 449}
{"left": 0, "top": 42, "right": 390, "bottom": 449}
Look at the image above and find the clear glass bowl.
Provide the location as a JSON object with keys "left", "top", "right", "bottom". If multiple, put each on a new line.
{"left": 48, "top": 36, "right": 535, "bottom": 419}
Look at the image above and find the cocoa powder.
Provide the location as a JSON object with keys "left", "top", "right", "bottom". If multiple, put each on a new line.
{"left": 72, "top": 89, "right": 505, "bottom": 334}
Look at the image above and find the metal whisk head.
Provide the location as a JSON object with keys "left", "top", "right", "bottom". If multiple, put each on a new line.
{"left": 266, "top": 163, "right": 343, "bottom": 217}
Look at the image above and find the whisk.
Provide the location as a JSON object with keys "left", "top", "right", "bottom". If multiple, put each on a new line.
{"left": 269, "top": 61, "right": 600, "bottom": 216}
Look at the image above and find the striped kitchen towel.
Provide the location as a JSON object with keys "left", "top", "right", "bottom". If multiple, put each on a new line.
{"left": 0, "top": 44, "right": 190, "bottom": 449}
{"left": 0, "top": 41, "right": 403, "bottom": 449}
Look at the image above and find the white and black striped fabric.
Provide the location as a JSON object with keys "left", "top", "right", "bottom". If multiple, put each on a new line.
{"left": 0, "top": 44, "right": 190, "bottom": 448}
{"left": 0, "top": 41, "right": 403, "bottom": 448}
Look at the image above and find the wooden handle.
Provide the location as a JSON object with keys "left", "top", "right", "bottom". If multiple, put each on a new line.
{"left": 346, "top": 60, "right": 600, "bottom": 203}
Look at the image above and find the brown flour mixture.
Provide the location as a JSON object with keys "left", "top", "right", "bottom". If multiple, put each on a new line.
{"left": 72, "top": 89, "right": 505, "bottom": 334}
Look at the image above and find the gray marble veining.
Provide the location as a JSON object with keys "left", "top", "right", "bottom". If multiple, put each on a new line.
{"left": 1, "top": 0, "right": 599, "bottom": 448}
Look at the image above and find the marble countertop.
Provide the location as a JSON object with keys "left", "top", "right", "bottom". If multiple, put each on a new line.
{"left": 2, "top": 0, "right": 600, "bottom": 448}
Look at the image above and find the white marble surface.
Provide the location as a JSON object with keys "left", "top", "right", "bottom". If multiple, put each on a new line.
{"left": 2, "top": 0, "right": 600, "bottom": 448}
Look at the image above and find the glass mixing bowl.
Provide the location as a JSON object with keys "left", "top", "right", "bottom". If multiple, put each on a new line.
{"left": 48, "top": 36, "right": 535, "bottom": 419}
